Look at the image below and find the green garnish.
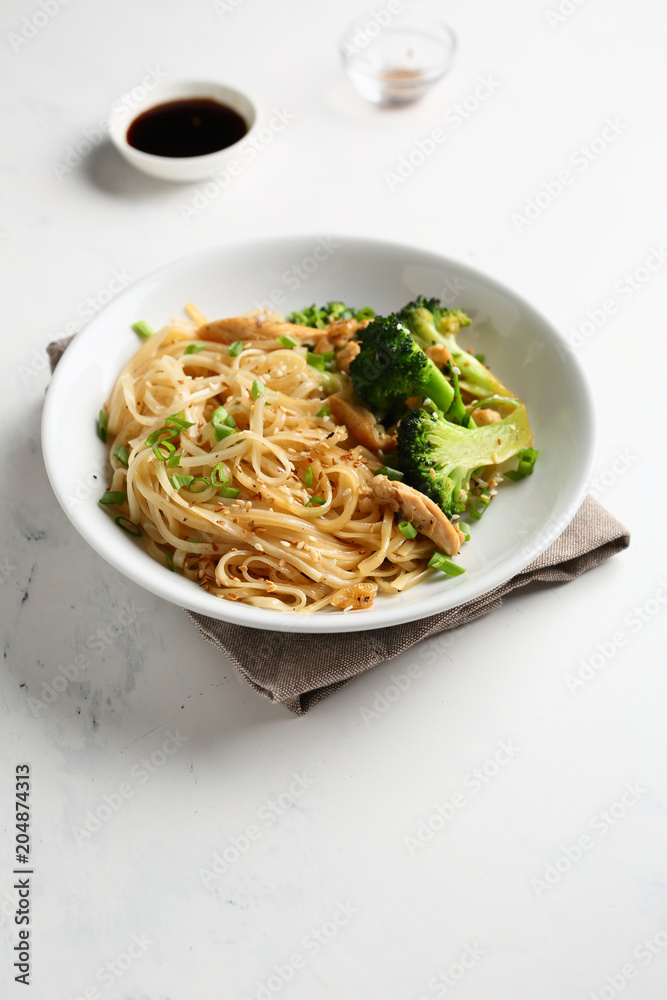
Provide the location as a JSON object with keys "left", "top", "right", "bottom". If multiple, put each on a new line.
{"left": 211, "top": 406, "right": 237, "bottom": 440}
{"left": 469, "top": 490, "right": 491, "bottom": 521}
{"left": 304, "top": 465, "right": 314, "bottom": 488}
{"left": 165, "top": 412, "right": 195, "bottom": 430}
{"left": 210, "top": 462, "right": 230, "bottom": 488}
{"left": 428, "top": 552, "right": 466, "bottom": 576}
{"left": 219, "top": 486, "right": 240, "bottom": 498}
{"left": 306, "top": 496, "right": 326, "bottom": 506}
{"left": 152, "top": 440, "right": 175, "bottom": 462}
{"left": 277, "top": 335, "right": 298, "bottom": 349}
{"left": 228, "top": 340, "right": 244, "bottom": 357}
{"left": 187, "top": 477, "right": 210, "bottom": 493}
{"left": 113, "top": 444, "right": 129, "bottom": 467}
{"left": 398, "top": 521, "right": 417, "bottom": 539}
{"left": 99, "top": 491, "right": 126, "bottom": 506}
{"left": 115, "top": 516, "right": 141, "bottom": 536}
{"left": 316, "top": 404, "right": 331, "bottom": 417}
{"left": 306, "top": 352, "right": 334, "bottom": 372}
{"left": 251, "top": 379, "right": 266, "bottom": 400}
{"left": 504, "top": 448, "right": 540, "bottom": 481}
{"left": 97, "top": 409, "right": 108, "bottom": 443}
{"left": 166, "top": 552, "right": 174, "bottom": 572}
{"left": 375, "top": 466, "right": 404, "bottom": 481}
{"left": 458, "top": 521, "right": 471, "bottom": 541}
{"left": 184, "top": 343, "right": 206, "bottom": 355}
{"left": 132, "top": 321, "right": 154, "bottom": 340}
{"left": 169, "top": 474, "right": 194, "bottom": 490}
{"left": 146, "top": 427, "right": 175, "bottom": 447}
{"left": 167, "top": 452, "right": 181, "bottom": 468}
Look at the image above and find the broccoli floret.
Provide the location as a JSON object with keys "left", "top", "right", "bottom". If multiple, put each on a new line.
{"left": 289, "top": 302, "right": 375, "bottom": 329}
{"left": 398, "top": 298, "right": 513, "bottom": 398}
{"left": 349, "top": 314, "right": 455, "bottom": 416}
{"left": 397, "top": 402, "right": 534, "bottom": 517}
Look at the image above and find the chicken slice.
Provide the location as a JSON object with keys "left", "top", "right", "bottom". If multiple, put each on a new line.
{"left": 313, "top": 317, "right": 371, "bottom": 354}
{"left": 329, "top": 395, "right": 395, "bottom": 452}
{"left": 196, "top": 316, "right": 319, "bottom": 344}
{"left": 335, "top": 340, "right": 360, "bottom": 374}
{"left": 368, "top": 476, "right": 461, "bottom": 556}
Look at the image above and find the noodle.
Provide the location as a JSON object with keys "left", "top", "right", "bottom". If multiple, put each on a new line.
{"left": 103, "top": 310, "right": 439, "bottom": 612}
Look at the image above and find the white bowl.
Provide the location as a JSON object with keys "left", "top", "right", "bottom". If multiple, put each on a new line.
{"left": 42, "top": 235, "right": 598, "bottom": 633}
{"left": 108, "top": 79, "right": 257, "bottom": 182}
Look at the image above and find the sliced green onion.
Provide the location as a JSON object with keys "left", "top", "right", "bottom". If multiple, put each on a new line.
{"left": 153, "top": 439, "right": 175, "bottom": 462}
{"left": 165, "top": 412, "right": 195, "bottom": 430}
{"left": 146, "top": 427, "right": 175, "bottom": 447}
{"left": 187, "top": 476, "right": 210, "bottom": 493}
{"left": 375, "top": 466, "right": 404, "bottom": 481}
{"left": 304, "top": 465, "right": 314, "bottom": 487}
{"left": 184, "top": 343, "right": 206, "bottom": 355}
{"left": 251, "top": 379, "right": 266, "bottom": 400}
{"left": 228, "top": 340, "right": 244, "bottom": 357}
{"left": 167, "top": 452, "right": 181, "bottom": 468}
{"left": 211, "top": 406, "right": 236, "bottom": 440}
{"left": 113, "top": 444, "right": 129, "bottom": 467}
{"left": 316, "top": 404, "right": 331, "bottom": 417}
{"left": 398, "top": 520, "right": 417, "bottom": 539}
{"left": 306, "top": 352, "right": 334, "bottom": 371}
{"left": 306, "top": 496, "right": 326, "bottom": 506}
{"left": 166, "top": 552, "right": 174, "bottom": 572}
{"left": 504, "top": 448, "right": 540, "bottom": 481}
{"left": 219, "top": 486, "right": 240, "bottom": 498}
{"left": 115, "top": 516, "right": 141, "bottom": 536}
{"left": 469, "top": 490, "right": 491, "bottom": 521}
{"left": 458, "top": 521, "right": 471, "bottom": 541}
{"left": 132, "top": 321, "right": 154, "bottom": 340}
{"left": 428, "top": 552, "right": 466, "bottom": 576}
{"left": 210, "top": 462, "right": 230, "bottom": 488}
{"left": 381, "top": 454, "right": 400, "bottom": 470}
{"left": 277, "top": 335, "right": 298, "bottom": 349}
{"left": 170, "top": 474, "right": 194, "bottom": 490}
{"left": 97, "top": 409, "right": 108, "bottom": 443}
{"left": 99, "top": 491, "right": 126, "bottom": 506}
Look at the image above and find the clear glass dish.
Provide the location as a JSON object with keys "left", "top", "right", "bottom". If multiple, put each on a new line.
{"left": 340, "top": 5, "right": 456, "bottom": 105}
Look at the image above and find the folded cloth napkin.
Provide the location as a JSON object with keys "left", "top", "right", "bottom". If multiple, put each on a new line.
{"left": 48, "top": 336, "right": 630, "bottom": 715}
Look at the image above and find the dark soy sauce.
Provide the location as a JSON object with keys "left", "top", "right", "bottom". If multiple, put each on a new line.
{"left": 127, "top": 98, "right": 248, "bottom": 158}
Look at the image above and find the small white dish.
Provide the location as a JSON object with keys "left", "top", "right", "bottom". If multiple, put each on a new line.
{"left": 108, "top": 79, "right": 257, "bottom": 182}
{"left": 42, "top": 235, "right": 598, "bottom": 633}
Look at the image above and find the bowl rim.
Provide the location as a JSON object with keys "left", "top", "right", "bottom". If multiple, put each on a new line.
{"left": 42, "top": 233, "right": 599, "bottom": 633}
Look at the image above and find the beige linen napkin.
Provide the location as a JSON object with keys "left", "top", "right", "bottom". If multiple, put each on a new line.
{"left": 49, "top": 337, "right": 630, "bottom": 714}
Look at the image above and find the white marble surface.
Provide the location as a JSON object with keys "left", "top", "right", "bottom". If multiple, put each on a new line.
{"left": 1, "top": 1, "right": 666, "bottom": 998}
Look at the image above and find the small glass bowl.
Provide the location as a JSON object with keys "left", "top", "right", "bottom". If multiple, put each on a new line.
{"left": 340, "top": 5, "right": 456, "bottom": 105}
